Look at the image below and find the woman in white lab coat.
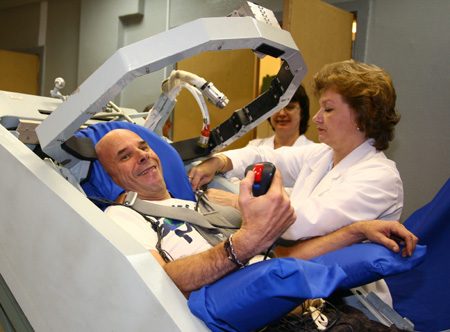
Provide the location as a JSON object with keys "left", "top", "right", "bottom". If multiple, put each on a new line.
{"left": 188, "top": 60, "right": 403, "bottom": 241}
{"left": 229, "top": 85, "right": 314, "bottom": 194}
{"left": 247, "top": 84, "right": 314, "bottom": 150}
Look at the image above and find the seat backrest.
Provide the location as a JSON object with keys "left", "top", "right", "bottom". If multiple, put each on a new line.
{"left": 74, "top": 122, "right": 195, "bottom": 203}
{"left": 385, "top": 178, "right": 450, "bottom": 332}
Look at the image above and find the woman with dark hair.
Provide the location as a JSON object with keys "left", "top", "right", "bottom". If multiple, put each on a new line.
{"left": 188, "top": 60, "right": 403, "bottom": 241}
{"left": 247, "top": 84, "right": 313, "bottom": 149}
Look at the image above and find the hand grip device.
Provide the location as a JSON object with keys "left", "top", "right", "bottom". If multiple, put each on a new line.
{"left": 245, "top": 162, "right": 276, "bottom": 197}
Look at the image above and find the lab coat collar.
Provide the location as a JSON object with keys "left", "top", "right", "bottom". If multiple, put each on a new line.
{"left": 306, "top": 139, "right": 377, "bottom": 196}
{"left": 305, "top": 145, "right": 334, "bottom": 175}
{"left": 331, "top": 139, "right": 377, "bottom": 176}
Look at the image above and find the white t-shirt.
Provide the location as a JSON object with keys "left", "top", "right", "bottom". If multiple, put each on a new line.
{"left": 105, "top": 198, "right": 212, "bottom": 260}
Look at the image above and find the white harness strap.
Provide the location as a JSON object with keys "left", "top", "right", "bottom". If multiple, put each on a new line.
{"left": 124, "top": 191, "right": 242, "bottom": 247}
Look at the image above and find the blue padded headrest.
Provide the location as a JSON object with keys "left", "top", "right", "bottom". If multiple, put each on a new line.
{"left": 74, "top": 122, "right": 195, "bottom": 202}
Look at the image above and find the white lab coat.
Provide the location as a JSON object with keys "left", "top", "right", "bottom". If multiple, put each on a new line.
{"left": 247, "top": 134, "right": 314, "bottom": 148}
{"left": 228, "top": 134, "right": 314, "bottom": 194}
{"left": 223, "top": 139, "right": 403, "bottom": 240}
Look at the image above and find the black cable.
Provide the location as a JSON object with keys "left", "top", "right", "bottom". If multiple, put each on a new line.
{"left": 263, "top": 243, "right": 276, "bottom": 260}
{"left": 321, "top": 300, "right": 341, "bottom": 331}
{"left": 194, "top": 190, "right": 206, "bottom": 212}
{"left": 207, "top": 223, "right": 239, "bottom": 230}
{"left": 139, "top": 213, "right": 174, "bottom": 263}
{"left": 256, "top": 299, "right": 350, "bottom": 332}
{"left": 89, "top": 197, "right": 173, "bottom": 263}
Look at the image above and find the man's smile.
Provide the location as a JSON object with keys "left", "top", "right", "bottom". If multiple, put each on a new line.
{"left": 138, "top": 165, "right": 156, "bottom": 176}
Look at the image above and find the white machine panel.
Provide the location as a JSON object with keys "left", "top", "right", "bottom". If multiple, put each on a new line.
{"left": 0, "top": 125, "right": 208, "bottom": 331}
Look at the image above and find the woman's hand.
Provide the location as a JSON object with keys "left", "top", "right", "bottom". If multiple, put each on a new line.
{"left": 188, "top": 155, "right": 231, "bottom": 190}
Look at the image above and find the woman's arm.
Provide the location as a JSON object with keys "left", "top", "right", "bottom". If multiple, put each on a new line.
{"left": 188, "top": 145, "right": 313, "bottom": 191}
{"left": 188, "top": 154, "right": 234, "bottom": 191}
{"left": 275, "top": 220, "right": 418, "bottom": 260}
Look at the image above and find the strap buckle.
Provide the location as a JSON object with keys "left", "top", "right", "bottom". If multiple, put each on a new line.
{"left": 124, "top": 191, "right": 138, "bottom": 206}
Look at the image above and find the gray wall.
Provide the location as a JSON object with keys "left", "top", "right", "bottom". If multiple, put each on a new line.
{"left": 0, "top": 0, "right": 449, "bottom": 221}
{"left": 0, "top": 0, "right": 80, "bottom": 96}
{"left": 327, "top": 0, "right": 450, "bottom": 220}
{"left": 45, "top": 0, "right": 80, "bottom": 96}
{"left": 0, "top": 2, "right": 40, "bottom": 49}
{"left": 366, "top": 0, "right": 450, "bottom": 221}
{"left": 77, "top": 0, "right": 283, "bottom": 112}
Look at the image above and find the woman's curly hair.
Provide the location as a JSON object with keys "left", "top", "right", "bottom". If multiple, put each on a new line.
{"left": 312, "top": 60, "right": 400, "bottom": 150}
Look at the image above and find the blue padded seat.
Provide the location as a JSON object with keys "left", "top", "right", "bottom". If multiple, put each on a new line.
{"left": 309, "top": 242, "right": 426, "bottom": 290}
{"left": 188, "top": 258, "right": 347, "bottom": 332}
{"left": 385, "top": 178, "right": 450, "bottom": 332}
{"left": 74, "top": 122, "right": 195, "bottom": 202}
{"left": 188, "top": 240, "right": 426, "bottom": 332}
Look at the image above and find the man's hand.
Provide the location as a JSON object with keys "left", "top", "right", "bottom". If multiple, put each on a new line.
{"left": 205, "top": 188, "right": 240, "bottom": 210}
{"left": 358, "top": 220, "right": 418, "bottom": 258}
{"left": 155, "top": 168, "right": 295, "bottom": 297}
{"left": 232, "top": 169, "right": 296, "bottom": 260}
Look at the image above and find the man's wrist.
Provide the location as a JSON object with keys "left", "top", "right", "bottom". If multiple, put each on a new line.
{"left": 225, "top": 231, "right": 256, "bottom": 265}
{"left": 224, "top": 234, "right": 248, "bottom": 268}
{"left": 347, "top": 221, "right": 369, "bottom": 243}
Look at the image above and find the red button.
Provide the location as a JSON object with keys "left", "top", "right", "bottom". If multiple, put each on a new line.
{"left": 253, "top": 164, "right": 264, "bottom": 182}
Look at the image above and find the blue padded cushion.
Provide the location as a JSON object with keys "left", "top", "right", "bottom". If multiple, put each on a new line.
{"left": 74, "top": 122, "right": 195, "bottom": 202}
{"left": 309, "top": 242, "right": 427, "bottom": 290}
{"left": 188, "top": 257, "right": 346, "bottom": 332}
{"left": 385, "top": 178, "right": 450, "bottom": 332}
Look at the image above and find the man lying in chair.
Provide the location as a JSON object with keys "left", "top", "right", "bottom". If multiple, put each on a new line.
{"left": 95, "top": 128, "right": 418, "bottom": 299}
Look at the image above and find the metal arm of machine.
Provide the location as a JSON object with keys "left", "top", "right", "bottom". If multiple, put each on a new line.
{"left": 36, "top": 14, "right": 307, "bottom": 167}
{"left": 144, "top": 70, "right": 227, "bottom": 147}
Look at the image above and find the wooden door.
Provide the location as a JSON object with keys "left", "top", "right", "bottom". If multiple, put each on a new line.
{"left": 283, "top": 0, "right": 353, "bottom": 143}
{"left": 0, "top": 49, "right": 39, "bottom": 95}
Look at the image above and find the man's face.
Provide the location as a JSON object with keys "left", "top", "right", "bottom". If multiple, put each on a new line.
{"left": 96, "top": 129, "right": 169, "bottom": 201}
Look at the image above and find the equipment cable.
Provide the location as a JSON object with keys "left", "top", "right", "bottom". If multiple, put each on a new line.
{"left": 89, "top": 197, "right": 173, "bottom": 263}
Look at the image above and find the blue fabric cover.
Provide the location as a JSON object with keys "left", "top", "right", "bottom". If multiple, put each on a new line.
{"left": 188, "top": 242, "right": 427, "bottom": 332}
{"left": 74, "top": 122, "right": 195, "bottom": 202}
{"left": 309, "top": 242, "right": 426, "bottom": 290}
{"left": 385, "top": 178, "right": 450, "bottom": 332}
{"left": 188, "top": 257, "right": 346, "bottom": 332}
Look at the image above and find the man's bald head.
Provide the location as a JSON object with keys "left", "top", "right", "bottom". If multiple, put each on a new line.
{"left": 95, "top": 129, "right": 170, "bottom": 201}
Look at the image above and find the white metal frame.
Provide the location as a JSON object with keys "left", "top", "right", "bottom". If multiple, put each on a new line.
{"left": 36, "top": 16, "right": 306, "bottom": 167}
{"left": 0, "top": 8, "right": 306, "bottom": 331}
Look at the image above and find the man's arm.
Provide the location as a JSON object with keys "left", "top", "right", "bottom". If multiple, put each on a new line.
{"left": 153, "top": 170, "right": 296, "bottom": 298}
{"left": 149, "top": 240, "right": 239, "bottom": 299}
{"left": 274, "top": 220, "right": 418, "bottom": 260}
